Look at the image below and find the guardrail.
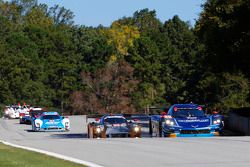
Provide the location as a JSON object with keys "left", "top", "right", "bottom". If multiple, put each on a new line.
{"left": 228, "top": 108, "right": 250, "bottom": 135}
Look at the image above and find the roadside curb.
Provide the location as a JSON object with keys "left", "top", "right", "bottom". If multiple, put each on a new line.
{"left": 0, "top": 140, "right": 104, "bottom": 167}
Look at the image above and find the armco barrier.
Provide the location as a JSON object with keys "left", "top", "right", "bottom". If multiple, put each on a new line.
{"left": 228, "top": 111, "right": 250, "bottom": 135}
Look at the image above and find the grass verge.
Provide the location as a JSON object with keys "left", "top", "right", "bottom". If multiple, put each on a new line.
{"left": 0, "top": 142, "right": 86, "bottom": 167}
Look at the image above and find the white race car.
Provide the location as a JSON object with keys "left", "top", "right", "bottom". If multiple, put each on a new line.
{"left": 4, "top": 105, "right": 20, "bottom": 119}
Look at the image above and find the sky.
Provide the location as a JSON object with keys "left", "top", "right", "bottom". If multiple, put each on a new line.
{"left": 37, "top": 0, "right": 205, "bottom": 27}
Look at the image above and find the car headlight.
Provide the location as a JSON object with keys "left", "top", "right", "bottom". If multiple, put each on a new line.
{"left": 165, "top": 120, "right": 175, "bottom": 126}
{"left": 134, "top": 126, "right": 140, "bottom": 132}
{"left": 96, "top": 127, "right": 101, "bottom": 133}
{"left": 213, "top": 119, "right": 221, "bottom": 124}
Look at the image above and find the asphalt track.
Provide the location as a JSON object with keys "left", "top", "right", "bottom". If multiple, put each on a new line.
{"left": 1, "top": 115, "right": 250, "bottom": 167}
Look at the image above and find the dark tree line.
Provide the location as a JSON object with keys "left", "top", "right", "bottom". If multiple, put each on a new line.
{"left": 0, "top": 0, "right": 249, "bottom": 114}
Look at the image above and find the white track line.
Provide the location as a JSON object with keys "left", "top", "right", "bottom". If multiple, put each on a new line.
{"left": 0, "top": 140, "right": 104, "bottom": 167}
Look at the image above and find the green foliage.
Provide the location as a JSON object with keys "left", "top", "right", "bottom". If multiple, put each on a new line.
{"left": 195, "top": 0, "right": 250, "bottom": 75}
{"left": 0, "top": 0, "right": 248, "bottom": 114}
{"left": 197, "top": 72, "right": 250, "bottom": 112}
{"left": 195, "top": 0, "right": 250, "bottom": 111}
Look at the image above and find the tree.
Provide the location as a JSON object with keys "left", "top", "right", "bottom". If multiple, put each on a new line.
{"left": 71, "top": 26, "right": 114, "bottom": 72}
{"left": 47, "top": 4, "right": 74, "bottom": 26}
{"left": 102, "top": 21, "right": 140, "bottom": 57}
{"left": 195, "top": 0, "right": 250, "bottom": 76}
{"left": 197, "top": 72, "right": 250, "bottom": 112}
{"left": 161, "top": 16, "right": 205, "bottom": 103}
{"left": 70, "top": 60, "right": 138, "bottom": 114}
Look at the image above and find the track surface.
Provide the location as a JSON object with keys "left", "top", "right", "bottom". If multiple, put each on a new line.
{"left": 1, "top": 116, "right": 250, "bottom": 167}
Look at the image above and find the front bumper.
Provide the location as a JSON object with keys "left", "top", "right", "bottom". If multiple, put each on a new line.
{"left": 164, "top": 127, "right": 222, "bottom": 137}
{"left": 106, "top": 132, "right": 129, "bottom": 138}
{"left": 171, "top": 132, "right": 220, "bottom": 137}
{"left": 35, "top": 126, "right": 69, "bottom": 132}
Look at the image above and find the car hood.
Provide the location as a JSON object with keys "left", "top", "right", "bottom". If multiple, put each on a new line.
{"left": 175, "top": 117, "right": 210, "bottom": 128}
{"left": 43, "top": 119, "right": 61, "bottom": 126}
{"left": 105, "top": 126, "right": 129, "bottom": 134}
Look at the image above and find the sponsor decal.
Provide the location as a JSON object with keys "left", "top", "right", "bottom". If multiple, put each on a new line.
{"left": 178, "top": 119, "right": 209, "bottom": 123}
{"left": 45, "top": 121, "right": 59, "bottom": 125}
{"left": 191, "top": 125, "right": 199, "bottom": 128}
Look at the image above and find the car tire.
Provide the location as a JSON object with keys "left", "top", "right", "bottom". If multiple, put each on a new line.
{"left": 159, "top": 121, "right": 163, "bottom": 137}
{"left": 149, "top": 119, "right": 153, "bottom": 137}
{"left": 88, "top": 125, "right": 94, "bottom": 138}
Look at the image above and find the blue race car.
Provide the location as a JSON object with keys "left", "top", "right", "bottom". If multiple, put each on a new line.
{"left": 31, "top": 112, "right": 70, "bottom": 131}
{"left": 149, "top": 104, "right": 224, "bottom": 137}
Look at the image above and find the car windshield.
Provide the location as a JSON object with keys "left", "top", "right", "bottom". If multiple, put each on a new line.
{"left": 172, "top": 109, "right": 205, "bottom": 118}
{"left": 31, "top": 111, "right": 44, "bottom": 117}
{"left": 104, "top": 118, "right": 127, "bottom": 124}
{"left": 42, "top": 115, "right": 60, "bottom": 120}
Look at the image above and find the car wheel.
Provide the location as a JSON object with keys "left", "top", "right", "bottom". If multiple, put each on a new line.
{"left": 88, "top": 125, "right": 94, "bottom": 138}
{"left": 101, "top": 131, "right": 106, "bottom": 138}
{"left": 149, "top": 119, "right": 153, "bottom": 137}
{"left": 159, "top": 121, "right": 163, "bottom": 137}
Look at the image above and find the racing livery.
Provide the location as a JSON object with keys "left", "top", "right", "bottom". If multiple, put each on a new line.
{"left": 149, "top": 104, "right": 224, "bottom": 137}
{"left": 21, "top": 107, "right": 45, "bottom": 124}
{"left": 87, "top": 114, "right": 142, "bottom": 138}
{"left": 32, "top": 112, "right": 70, "bottom": 131}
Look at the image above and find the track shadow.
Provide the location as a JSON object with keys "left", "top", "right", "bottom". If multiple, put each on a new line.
{"left": 50, "top": 133, "right": 88, "bottom": 139}
{"left": 220, "top": 129, "right": 245, "bottom": 137}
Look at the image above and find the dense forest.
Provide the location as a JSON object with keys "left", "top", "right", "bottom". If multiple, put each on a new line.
{"left": 0, "top": 0, "right": 249, "bottom": 114}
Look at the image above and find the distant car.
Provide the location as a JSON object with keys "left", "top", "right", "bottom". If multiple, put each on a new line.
{"left": 4, "top": 105, "right": 20, "bottom": 119}
{"left": 31, "top": 112, "right": 70, "bottom": 131}
{"left": 124, "top": 114, "right": 150, "bottom": 127}
{"left": 149, "top": 104, "right": 224, "bottom": 137}
{"left": 19, "top": 105, "right": 31, "bottom": 124}
{"left": 87, "top": 114, "right": 142, "bottom": 138}
{"left": 21, "top": 107, "right": 44, "bottom": 124}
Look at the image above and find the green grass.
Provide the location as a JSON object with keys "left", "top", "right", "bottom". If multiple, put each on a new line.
{"left": 0, "top": 142, "right": 86, "bottom": 167}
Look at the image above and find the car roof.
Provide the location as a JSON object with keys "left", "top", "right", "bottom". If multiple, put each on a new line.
{"left": 171, "top": 104, "right": 199, "bottom": 109}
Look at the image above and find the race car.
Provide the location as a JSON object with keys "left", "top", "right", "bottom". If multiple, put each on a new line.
{"left": 4, "top": 105, "right": 20, "bottom": 119}
{"left": 19, "top": 105, "right": 31, "bottom": 124}
{"left": 87, "top": 114, "right": 142, "bottom": 138}
{"left": 31, "top": 112, "right": 70, "bottom": 131}
{"left": 21, "top": 107, "right": 44, "bottom": 124}
{"left": 149, "top": 104, "right": 224, "bottom": 137}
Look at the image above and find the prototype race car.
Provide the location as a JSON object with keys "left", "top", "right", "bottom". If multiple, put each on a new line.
{"left": 31, "top": 112, "right": 70, "bottom": 131}
{"left": 149, "top": 104, "right": 224, "bottom": 137}
{"left": 4, "top": 105, "right": 20, "bottom": 119}
{"left": 87, "top": 114, "right": 142, "bottom": 138}
{"left": 21, "top": 107, "right": 44, "bottom": 124}
{"left": 19, "top": 105, "right": 31, "bottom": 124}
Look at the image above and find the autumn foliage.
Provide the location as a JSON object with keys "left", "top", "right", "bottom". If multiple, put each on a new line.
{"left": 70, "top": 60, "right": 138, "bottom": 114}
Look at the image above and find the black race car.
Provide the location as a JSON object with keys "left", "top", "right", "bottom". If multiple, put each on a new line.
{"left": 87, "top": 114, "right": 142, "bottom": 138}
